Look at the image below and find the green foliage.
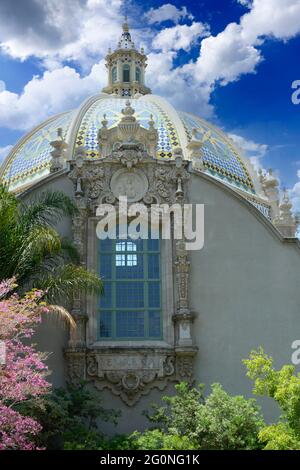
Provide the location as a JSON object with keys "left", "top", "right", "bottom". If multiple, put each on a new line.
{"left": 193, "top": 383, "right": 263, "bottom": 449}
{"left": 131, "top": 429, "right": 197, "bottom": 450}
{"left": 142, "top": 381, "right": 263, "bottom": 450}
{"left": 244, "top": 348, "right": 300, "bottom": 449}
{"left": 145, "top": 381, "right": 204, "bottom": 436}
{"left": 17, "top": 381, "right": 120, "bottom": 450}
{"left": 0, "top": 184, "right": 102, "bottom": 301}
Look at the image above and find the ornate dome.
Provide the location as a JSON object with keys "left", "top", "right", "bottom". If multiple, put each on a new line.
{"left": 0, "top": 93, "right": 259, "bottom": 194}
{"left": 1, "top": 20, "right": 270, "bottom": 218}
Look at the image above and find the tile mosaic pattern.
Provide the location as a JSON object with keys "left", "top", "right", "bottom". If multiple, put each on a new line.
{"left": 0, "top": 96, "right": 257, "bottom": 197}
{"left": 179, "top": 111, "right": 256, "bottom": 194}
{"left": 1, "top": 112, "right": 74, "bottom": 190}
{"left": 75, "top": 97, "right": 179, "bottom": 159}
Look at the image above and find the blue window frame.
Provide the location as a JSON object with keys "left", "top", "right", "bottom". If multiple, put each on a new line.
{"left": 98, "top": 231, "right": 162, "bottom": 340}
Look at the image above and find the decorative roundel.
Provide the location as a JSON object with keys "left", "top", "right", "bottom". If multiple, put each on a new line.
{"left": 0, "top": 94, "right": 256, "bottom": 195}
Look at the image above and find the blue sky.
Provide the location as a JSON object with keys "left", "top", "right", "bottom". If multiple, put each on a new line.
{"left": 0, "top": 0, "right": 300, "bottom": 208}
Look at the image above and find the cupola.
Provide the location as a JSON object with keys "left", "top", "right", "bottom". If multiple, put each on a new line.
{"left": 102, "top": 17, "right": 151, "bottom": 97}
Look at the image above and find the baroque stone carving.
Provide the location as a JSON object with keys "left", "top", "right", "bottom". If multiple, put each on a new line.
{"left": 110, "top": 168, "right": 149, "bottom": 202}
{"left": 66, "top": 101, "right": 197, "bottom": 406}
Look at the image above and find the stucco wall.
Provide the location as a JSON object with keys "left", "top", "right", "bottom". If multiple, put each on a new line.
{"left": 24, "top": 170, "right": 300, "bottom": 431}
{"left": 188, "top": 172, "right": 300, "bottom": 422}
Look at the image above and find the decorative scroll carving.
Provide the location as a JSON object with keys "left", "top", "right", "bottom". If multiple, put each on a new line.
{"left": 65, "top": 349, "right": 198, "bottom": 406}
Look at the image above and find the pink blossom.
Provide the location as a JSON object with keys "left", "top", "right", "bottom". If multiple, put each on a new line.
{"left": 0, "top": 280, "right": 51, "bottom": 450}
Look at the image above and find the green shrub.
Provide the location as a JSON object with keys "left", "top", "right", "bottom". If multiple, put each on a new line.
{"left": 142, "top": 381, "right": 263, "bottom": 450}
{"left": 244, "top": 348, "right": 300, "bottom": 449}
{"left": 131, "top": 429, "right": 197, "bottom": 450}
{"left": 17, "top": 381, "right": 120, "bottom": 449}
{"left": 194, "top": 383, "right": 263, "bottom": 449}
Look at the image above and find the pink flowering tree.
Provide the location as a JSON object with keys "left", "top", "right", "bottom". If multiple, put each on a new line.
{"left": 0, "top": 278, "right": 51, "bottom": 450}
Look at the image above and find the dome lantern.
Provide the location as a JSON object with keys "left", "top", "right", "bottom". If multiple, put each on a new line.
{"left": 102, "top": 17, "right": 151, "bottom": 97}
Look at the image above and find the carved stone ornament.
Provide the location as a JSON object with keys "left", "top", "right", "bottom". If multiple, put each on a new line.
{"left": 66, "top": 102, "right": 197, "bottom": 406}
{"left": 86, "top": 350, "right": 175, "bottom": 406}
{"left": 110, "top": 168, "right": 149, "bottom": 202}
{"left": 65, "top": 348, "right": 197, "bottom": 406}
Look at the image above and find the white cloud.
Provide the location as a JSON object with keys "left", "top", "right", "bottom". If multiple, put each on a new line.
{"left": 0, "top": 62, "right": 106, "bottom": 131}
{"left": 153, "top": 22, "right": 210, "bottom": 52}
{"left": 145, "top": 4, "right": 193, "bottom": 24}
{"left": 0, "top": 145, "right": 13, "bottom": 165}
{"left": 190, "top": 0, "right": 300, "bottom": 88}
{"left": 147, "top": 51, "right": 214, "bottom": 116}
{"left": 192, "top": 23, "right": 261, "bottom": 85}
{"left": 0, "top": 80, "right": 5, "bottom": 92}
{"left": 241, "top": 0, "right": 300, "bottom": 43}
{"left": 0, "top": 0, "right": 123, "bottom": 66}
{"left": 238, "top": 0, "right": 252, "bottom": 7}
{"left": 1, "top": 0, "right": 300, "bottom": 133}
{"left": 228, "top": 133, "right": 268, "bottom": 171}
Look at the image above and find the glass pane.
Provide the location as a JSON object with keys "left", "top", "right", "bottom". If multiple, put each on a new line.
{"left": 116, "top": 282, "right": 144, "bottom": 307}
{"left": 99, "top": 238, "right": 112, "bottom": 252}
{"left": 148, "top": 282, "right": 160, "bottom": 308}
{"left": 147, "top": 237, "right": 159, "bottom": 251}
{"left": 99, "top": 311, "right": 112, "bottom": 338}
{"left": 116, "top": 311, "right": 144, "bottom": 337}
{"left": 116, "top": 254, "right": 143, "bottom": 279}
{"left": 100, "top": 282, "right": 112, "bottom": 308}
{"left": 149, "top": 311, "right": 161, "bottom": 337}
{"left": 100, "top": 254, "right": 112, "bottom": 278}
{"left": 148, "top": 254, "right": 160, "bottom": 279}
{"left": 123, "top": 66, "right": 130, "bottom": 82}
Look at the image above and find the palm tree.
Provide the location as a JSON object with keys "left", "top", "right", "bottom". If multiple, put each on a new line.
{"left": 0, "top": 184, "right": 103, "bottom": 305}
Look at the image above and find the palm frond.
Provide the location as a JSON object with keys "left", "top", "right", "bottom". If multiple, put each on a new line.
{"left": 12, "top": 226, "right": 62, "bottom": 283}
{"left": 60, "top": 237, "right": 80, "bottom": 264}
{"left": 43, "top": 304, "right": 77, "bottom": 331}
{"left": 19, "top": 190, "right": 78, "bottom": 230}
{"left": 37, "top": 264, "right": 103, "bottom": 303}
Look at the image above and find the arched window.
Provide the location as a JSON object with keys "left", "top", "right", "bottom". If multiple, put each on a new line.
{"left": 123, "top": 64, "right": 130, "bottom": 82}
{"left": 112, "top": 66, "right": 117, "bottom": 83}
{"left": 135, "top": 67, "right": 141, "bottom": 83}
{"left": 98, "top": 228, "right": 162, "bottom": 340}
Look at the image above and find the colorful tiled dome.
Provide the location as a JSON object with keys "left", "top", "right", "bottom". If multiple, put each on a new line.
{"left": 0, "top": 93, "right": 259, "bottom": 195}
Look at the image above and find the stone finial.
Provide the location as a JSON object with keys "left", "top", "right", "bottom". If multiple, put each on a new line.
{"left": 50, "top": 128, "right": 68, "bottom": 173}
{"left": 260, "top": 168, "right": 280, "bottom": 221}
{"left": 186, "top": 128, "right": 204, "bottom": 170}
{"left": 121, "top": 100, "right": 136, "bottom": 119}
{"left": 274, "top": 189, "right": 297, "bottom": 237}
